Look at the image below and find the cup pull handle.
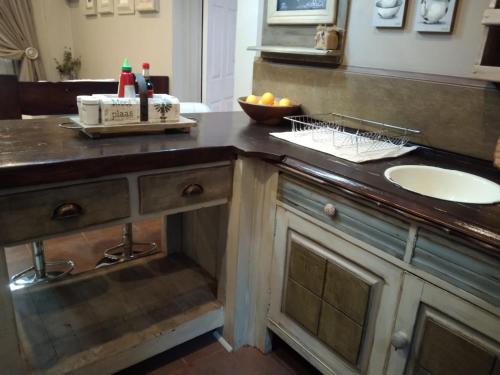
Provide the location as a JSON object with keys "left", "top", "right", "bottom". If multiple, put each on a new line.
{"left": 182, "top": 184, "right": 204, "bottom": 197}
{"left": 52, "top": 203, "right": 83, "bottom": 220}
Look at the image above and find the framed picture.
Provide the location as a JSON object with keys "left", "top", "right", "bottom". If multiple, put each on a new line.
{"left": 135, "top": 0, "right": 159, "bottom": 13}
{"left": 415, "top": 0, "right": 458, "bottom": 33}
{"left": 267, "top": 0, "right": 337, "bottom": 25}
{"left": 85, "top": 0, "right": 97, "bottom": 16}
{"left": 372, "top": 0, "right": 408, "bottom": 28}
{"left": 98, "top": 0, "right": 114, "bottom": 14}
{"left": 117, "top": 0, "right": 134, "bottom": 14}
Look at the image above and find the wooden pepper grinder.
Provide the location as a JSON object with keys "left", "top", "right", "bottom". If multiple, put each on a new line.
{"left": 494, "top": 138, "right": 500, "bottom": 168}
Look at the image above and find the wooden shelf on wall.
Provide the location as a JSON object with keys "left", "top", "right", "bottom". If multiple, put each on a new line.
{"left": 474, "top": 0, "right": 500, "bottom": 82}
{"left": 247, "top": 46, "right": 343, "bottom": 65}
{"left": 248, "top": 45, "right": 342, "bottom": 56}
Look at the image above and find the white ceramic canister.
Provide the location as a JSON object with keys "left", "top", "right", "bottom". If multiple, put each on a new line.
{"left": 81, "top": 96, "right": 100, "bottom": 125}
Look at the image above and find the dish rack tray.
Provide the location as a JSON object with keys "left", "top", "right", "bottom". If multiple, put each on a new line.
{"left": 284, "top": 113, "right": 421, "bottom": 154}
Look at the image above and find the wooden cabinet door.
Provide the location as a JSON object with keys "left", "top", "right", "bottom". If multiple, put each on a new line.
{"left": 387, "top": 274, "right": 500, "bottom": 375}
{"left": 269, "top": 207, "right": 403, "bottom": 375}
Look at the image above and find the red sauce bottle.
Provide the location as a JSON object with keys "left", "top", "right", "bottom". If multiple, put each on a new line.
{"left": 142, "top": 62, "right": 154, "bottom": 98}
{"left": 118, "top": 58, "right": 135, "bottom": 98}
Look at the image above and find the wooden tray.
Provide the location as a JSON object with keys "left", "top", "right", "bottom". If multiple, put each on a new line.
{"left": 66, "top": 115, "right": 197, "bottom": 138}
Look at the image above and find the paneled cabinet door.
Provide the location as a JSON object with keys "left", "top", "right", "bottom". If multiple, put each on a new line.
{"left": 387, "top": 274, "right": 500, "bottom": 375}
{"left": 269, "top": 207, "right": 403, "bottom": 375}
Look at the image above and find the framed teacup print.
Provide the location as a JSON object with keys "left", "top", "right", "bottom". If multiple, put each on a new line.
{"left": 267, "top": 0, "right": 337, "bottom": 25}
{"left": 373, "top": 0, "right": 408, "bottom": 28}
{"left": 136, "top": 0, "right": 159, "bottom": 13}
{"left": 117, "top": 0, "right": 135, "bottom": 14}
{"left": 415, "top": 0, "right": 459, "bottom": 33}
{"left": 97, "top": 0, "right": 114, "bottom": 14}
{"left": 85, "top": 0, "right": 97, "bottom": 16}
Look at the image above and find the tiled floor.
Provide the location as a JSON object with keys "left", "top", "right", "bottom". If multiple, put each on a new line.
{"left": 4, "top": 219, "right": 320, "bottom": 375}
{"left": 5, "top": 218, "right": 163, "bottom": 278}
{"left": 119, "top": 332, "right": 320, "bottom": 375}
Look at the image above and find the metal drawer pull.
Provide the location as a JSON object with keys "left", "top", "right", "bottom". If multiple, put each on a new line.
{"left": 391, "top": 331, "right": 409, "bottom": 351}
{"left": 324, "top": 203, "right": 337, "bottom": 217}
{"left": 52, "top": 203, "right": 83, "bottom": 220}
{"left": 182, "top": 184, "right": 204, "bottom": 197}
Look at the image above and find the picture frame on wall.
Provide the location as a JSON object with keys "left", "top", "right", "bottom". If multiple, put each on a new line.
{"left": 117, "top": 0, "right": 135, "bottom": 15}
{"left": 97, "top": 0, "right": 114, "bottom": 14}
{"left": 85, "top": 0, "right": 97, "bottom": 16}
{"left": 135, "top": 0, "right": 159, "bottom": 13}
{"left": 267, "top": 0, "right": 337, "bottom": 25}
{"left": 415, "top": 0, "right": 458, "bottom": 33}
{"left": 372, "top": 0, "right": 408, "bottom": 28}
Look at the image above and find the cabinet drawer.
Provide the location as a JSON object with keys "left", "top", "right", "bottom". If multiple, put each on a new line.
{"left": 412, "top": 229, "right": 500, "bottom": 307}
{"left": 278, "top": 175, "right": 410, "bottom": 259}
{"left": 0, "top": 179, "right": 130, "bottom": 244}
{"left": 139, "top": 166, "right": 232, "bottom": 214}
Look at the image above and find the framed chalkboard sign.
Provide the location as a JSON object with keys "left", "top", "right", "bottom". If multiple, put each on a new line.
{"left": 267, "top": 0, "right": 337, "bottom": 24}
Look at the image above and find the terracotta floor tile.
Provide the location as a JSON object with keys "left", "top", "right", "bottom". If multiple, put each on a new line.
{"left": 4, "top": 220, "right": 164, "bottom": 278}
{"left": 5, "top": 244, "right": 32, "bottom": 278}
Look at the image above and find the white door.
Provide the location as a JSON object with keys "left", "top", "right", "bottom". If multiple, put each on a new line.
{"left": 204, "top": 0, "right": 237, "bottom": 112}
{"left": 171, "top": 1, "right": 203, "bottom": 102}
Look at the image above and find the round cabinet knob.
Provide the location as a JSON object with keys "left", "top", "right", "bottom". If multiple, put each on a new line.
{"left": 391, "top": 331, "right": 409, "bottom": 351}
{"left": 324, "top": 203, "right": 337, "bottom": 217}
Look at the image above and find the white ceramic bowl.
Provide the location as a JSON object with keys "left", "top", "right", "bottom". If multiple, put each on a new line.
{"left": 376, "top": 0, "right": 402, "bottom": 19}
{"left": 379, "top": 0, "right": 398, "bottom": 7}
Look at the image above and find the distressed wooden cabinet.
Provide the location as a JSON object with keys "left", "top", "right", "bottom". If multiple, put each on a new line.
{"left": 270, "top": 174, "right": 500, "bottom": 375}
{"left": 269, "top": 206, "right": 403, "bottom": 374}
{"left": 388, "top": 274, "right": 500, "bottom": 375}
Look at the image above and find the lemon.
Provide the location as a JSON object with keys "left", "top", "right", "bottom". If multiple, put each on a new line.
{"left": 279, "top": 97, "right": 292, "bottom": 107}
{"left": 274, "top": 100, "right": 279, "bottom": 106}
{"left": 246, "top": 95, "right": 259, "bottom": 104}
{"left": 260, "top": 92, "right": 275, "bottom": 106}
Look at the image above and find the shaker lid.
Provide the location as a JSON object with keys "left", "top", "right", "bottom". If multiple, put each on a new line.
{"left": 121, "top": 58, "right": 132, "bottom": 72}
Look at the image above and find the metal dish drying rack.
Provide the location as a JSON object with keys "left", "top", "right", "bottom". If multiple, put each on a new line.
{"left": 284, "top": 113, "right": 421, "bottom": 155}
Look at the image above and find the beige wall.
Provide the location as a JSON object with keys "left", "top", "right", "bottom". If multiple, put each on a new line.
{"left": 32, "top": 0, "right": 173, "bottom": 81}
{"left": 68, "top": 0, "right": 172, "bottom": 79}
{"left": 344, "top": 0, "right": 491, "bottom": 78}
{"left": 31, "top": 0, "right": 74, "bottom": 81}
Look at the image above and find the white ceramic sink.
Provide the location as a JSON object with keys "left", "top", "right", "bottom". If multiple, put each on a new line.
{"left": 384, "top": 165, "right": 500, "bottom": 204}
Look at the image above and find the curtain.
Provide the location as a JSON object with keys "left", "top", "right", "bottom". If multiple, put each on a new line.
{"left": 0, "top": 0, "right": 45, "bottom": 81}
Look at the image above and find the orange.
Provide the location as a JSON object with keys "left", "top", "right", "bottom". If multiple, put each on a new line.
{"left": 279, "top": 97, "right": 292, "bottom": 107}
{"left": 260, "top": 92, "right": 275, "bottom": 106}
{"left": 246, "top": 95, "right": 259, "bottom": 104}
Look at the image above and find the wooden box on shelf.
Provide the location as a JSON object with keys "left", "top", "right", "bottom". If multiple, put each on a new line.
{"left": 474, "top": 0, "right": 500, "bottom": 81}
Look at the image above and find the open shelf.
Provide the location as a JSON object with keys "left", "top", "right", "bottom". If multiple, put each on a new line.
{"left": 248, "top": 45, "right": 343, "bottom": 66}
{"left": 248, "top": 45, "right": 342, "bottom": 57}
{"left": 474, "top": 1, "right": 500, "bottom": 81}
{"left": 12, "top": 254, "right": 223, "bottom": 374}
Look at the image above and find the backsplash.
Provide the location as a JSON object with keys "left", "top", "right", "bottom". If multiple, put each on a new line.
{"left": 253, "top": 59, "right": 500, "bottom": 161}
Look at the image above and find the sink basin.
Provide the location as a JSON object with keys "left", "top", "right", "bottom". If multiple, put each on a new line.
{"left": 384, "top": 165, "right": 500, "bottom": 204}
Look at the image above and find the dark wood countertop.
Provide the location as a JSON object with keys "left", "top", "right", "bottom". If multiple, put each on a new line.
{"left": 0, "top": 112, "right": 499, "bottom": 252}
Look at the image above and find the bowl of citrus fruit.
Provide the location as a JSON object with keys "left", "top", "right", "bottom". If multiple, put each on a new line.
{"left": 238, "top": 92, "right": 300, "bottom": 125}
